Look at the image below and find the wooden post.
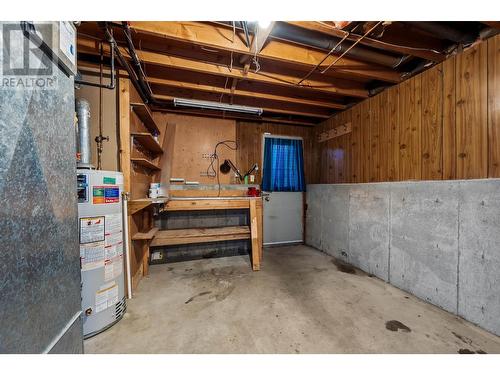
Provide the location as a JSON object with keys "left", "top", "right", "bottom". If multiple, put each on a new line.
{"left": 118, "top": 77, "right": 134, "bottom": 296}
{"left": 249, "top": 199, "right": 261, "bottom": 271}
{"left": 142, "top": 241, "right": 150, "bottom": 276}
{"left": 118, "top": 77, "right": 131, "bottom": 192}
{"left": 256, "top": 199, "right": 263, "bottom": 260}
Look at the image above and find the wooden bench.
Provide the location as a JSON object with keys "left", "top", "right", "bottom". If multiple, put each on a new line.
{"left": 136, "top": 197, "right": 263, "bottom": 271}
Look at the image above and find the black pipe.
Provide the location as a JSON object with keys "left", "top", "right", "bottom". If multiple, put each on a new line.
{"left": 407, "top": 22, "right": 477, "bottom": 45}
{"left": 270, "top": 22, "right": 406, "bottom": 68}
{"left": 104, "top": 26, "right": 149, "bottom": 104}
{"left": 122, "top": 22, "right": 154, "bottom": 100}
{"left": 105, "top": 25, "right": 169, "bottom": 107}
{"left": 75, "top": 35, "right": 116, "bottom": 90}
{"left": 401, "top": 59, "right": 434, "bottom": 80}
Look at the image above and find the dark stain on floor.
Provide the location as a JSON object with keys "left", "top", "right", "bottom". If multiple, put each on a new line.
{"left": 331, "top": 259, "right": 357, "bottom": 274}
{"left": 385, "top": 320, "right": 411, "bottom": 333}
{"left": 185, "top": 291, "right": 212, "bottom": 304}
{"left": 458, "top": 348, "right": 474, "bottom": 354}
{"left": 457, "top": 349, "right": 488, "bottom": 354}
{"left": 458, "top": 348, "right": 487, "bottom": 354}
{"left": 214, "top": 281, "right": 235, "bottom": 302}
{"left": 452, "top": 331, "right": 473, "bottom": 345}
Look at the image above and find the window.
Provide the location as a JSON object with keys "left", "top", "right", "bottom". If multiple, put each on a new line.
{"left": 262, "top": 136, "right": 305, "bottom": 192}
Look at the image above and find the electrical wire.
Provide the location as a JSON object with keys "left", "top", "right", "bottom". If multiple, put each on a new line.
{"left": 316, "top": 21, "right": 444, "bottom": 55}
{"left": 252, "top": 24, "right": 261, "bottom": 73}
{"left": 297, "top": 32, "right": 350, "bottom": 84}
{"left": 320, "top": 21, "right": 383, "bottom": 74}
{"left": 206, "top": 140, "right": 238, "bottom": 197}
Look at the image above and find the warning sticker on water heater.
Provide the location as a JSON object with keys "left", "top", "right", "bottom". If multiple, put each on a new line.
{"left": 95, "top": 281, "right": 118, "bottom": 313}
{"left": 93, "top": 186, "right": 120, "bottom": 204}
{"left": 104, "top": 255, "right": 123, "bottom": 281}
{"left": 80, "top": 241, "right": 105, "bottom": 271}
{"left": 80, "top": 216, "right": 105, "bottom": 244}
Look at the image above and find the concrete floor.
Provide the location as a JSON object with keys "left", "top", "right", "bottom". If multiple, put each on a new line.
{"left": 85, "top": 245, "right": 500, "bottom": 354}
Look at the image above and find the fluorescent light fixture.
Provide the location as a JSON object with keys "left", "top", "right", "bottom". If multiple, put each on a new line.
{"left": 173, "top": 98, "right": 263, "bottom": 116}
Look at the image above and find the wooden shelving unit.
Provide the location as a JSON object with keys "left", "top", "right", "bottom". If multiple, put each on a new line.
{"left": 131, "top": 132, "right": 163, "bottom": 155}
{"left": 128, "top": 197, "right": 168, "bottom": 215}
{"left": 131, "top": 102, "right": 160, "bottom": 134}
{"left": 131, "top": 157, "right": 161, "bottom": 171}
{"left": 132, "top": 227, "right": 160, "bottom": 241}
{"left": 118, "top": 79, "right": 168, "bottom": 292}
{"left": 151, "top": 226, "right": 251, "bottom": 247}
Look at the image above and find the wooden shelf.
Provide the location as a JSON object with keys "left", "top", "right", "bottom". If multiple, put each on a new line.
{"left": 132, "top": 227, "right": 159, "bottom": 241}
{"left": 165, "top": 197, "right": 261, "bottom": 211}
{"left": 151, "top": 226, "right": 251, "bottom": 247}
{"left": 131, "top": 158, "right": 161, "bottom": 171}
{"left": 128, "top": 198, "right": 168, "bottom": 215}
{"left": 131, "top": 102, "right": 159, "bottom": 134}
{"left": 131, "top": 132, "right": 163, "bottom": 155}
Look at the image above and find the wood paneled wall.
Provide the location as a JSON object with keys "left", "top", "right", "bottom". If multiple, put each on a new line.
{"left": 236, "top": 121, "right": 318, "bottom": 184}
{"left": 317, "top": 35, "right": 500, "bottom": 183}
{"left": 151, "top": 114, "right": 316, "bottom": 186}
{"left": 152, "top": 113, "right": 236, "bottom": 185}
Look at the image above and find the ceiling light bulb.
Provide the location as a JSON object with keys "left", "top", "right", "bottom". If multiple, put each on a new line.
{"left": 258, "top": 20, "right": 271, "bottom": 28}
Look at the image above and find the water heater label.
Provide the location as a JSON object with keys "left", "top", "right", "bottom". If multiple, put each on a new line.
{"left": 80, "top": 241, "right": 105, "bottom": 271}
{"left": 95, "top": 282, "right": 118, "bottom": 313}
{"left": 105, "top": 213, "right": 122, "bottom": 234}
{"left": 80, "top": 216, "right": 105, "bottom": 244}
{"left": 103, "top": 176, "right": 116, "bottom": 185}
{"left": 92, "top": 187, "right": 105, "bottom": 204}
{"left": 93, "top": 186, "right": 120, "bottom": 204}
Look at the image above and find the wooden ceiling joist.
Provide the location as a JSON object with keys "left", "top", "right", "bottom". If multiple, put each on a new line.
{"left": 77, "top": 37, "right": 370, "bottom": 99}
{"left": 127, "top": 21, "right": 401, "bottom": 83}
{"left": 285, "top": 21, "right": 446, "bottom": 63}
{"left": 147, "top": 77, "right": 347, "bottom": 110}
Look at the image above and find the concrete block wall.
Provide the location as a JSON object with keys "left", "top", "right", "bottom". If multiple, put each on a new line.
{"left": 305, "top": 180, "right": 500, "bottom": 337}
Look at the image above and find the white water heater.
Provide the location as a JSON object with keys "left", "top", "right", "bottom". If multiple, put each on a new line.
{"left": 77, "top": 169, "right": 126, "bottom": 338}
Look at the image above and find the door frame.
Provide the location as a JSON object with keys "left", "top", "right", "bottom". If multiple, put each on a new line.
{"left": 261, "top": 133, "right": 305, "bottom": 246}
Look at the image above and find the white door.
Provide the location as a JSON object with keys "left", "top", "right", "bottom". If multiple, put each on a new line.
{"left": 261, "top": 135, "right": 304, "bottom": 246}
{"left": 263, "top": 192, "right": 303, "bottom": 245}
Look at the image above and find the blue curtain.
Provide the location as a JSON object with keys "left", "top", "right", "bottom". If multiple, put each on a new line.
{"left": 262, "top": 137, "right": 305, "bottom": 192}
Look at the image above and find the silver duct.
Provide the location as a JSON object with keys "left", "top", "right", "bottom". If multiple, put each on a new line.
{"left": 75, "top": 98, "right": 93, "bottom": 169}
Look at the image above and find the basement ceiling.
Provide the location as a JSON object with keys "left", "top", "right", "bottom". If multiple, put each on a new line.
{"left": 76, "top": 21, "right": 499, "bottom": 126}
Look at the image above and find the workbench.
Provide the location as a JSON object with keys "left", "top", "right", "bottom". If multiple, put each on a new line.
{"left": 150, "top": 197, "right": 263, "bottom": 271}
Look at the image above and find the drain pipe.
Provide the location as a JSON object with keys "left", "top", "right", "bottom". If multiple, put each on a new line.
{"left": 122, "top": 192, "right": 133, "bottom": 299}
